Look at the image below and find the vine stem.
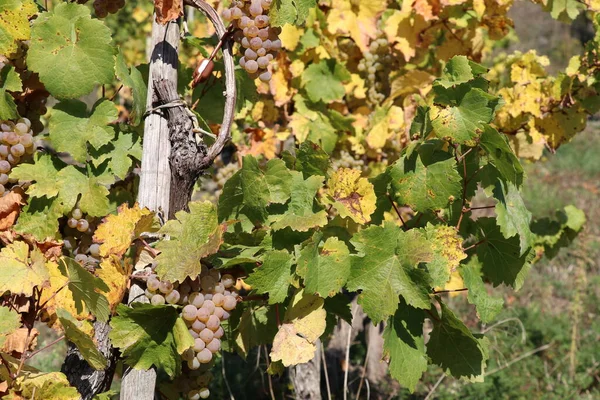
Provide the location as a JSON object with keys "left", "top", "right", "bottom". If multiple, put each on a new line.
{"left": 26, "top": 335, "right": 65, "bottom": 360}
{"left": 463, "top": 238, "right": 486, "bottom": 252}
{"left": 432, "top": 287, "right": 468, "bottom": 295}
{"left": 387, "top": 194, "right": 407, "bottom": 229}
{"left": 343, "top": 305, "right": 359, "bottom": 400}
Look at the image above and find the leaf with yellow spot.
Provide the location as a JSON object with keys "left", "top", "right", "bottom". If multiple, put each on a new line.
{"left": 425, "top": 224, "right": 467, "bottom": 288}
{"left": 96, "top": 256, "right": 132, "bottom": 313}
{"left": 0, "top": 242, "right": 49, "bottom": 297}
{"left": 366, "top": 106, "right": 404, "bottom": 150}
{"left": 270, "top": 291, "right": 326, "bottom": 366}
{"left": 93, "top": 203, "right": 155, "bottom": 258}
{"left": 324, "top": 168, "right": 376, "bottom": 224}
{"left": 327, "top": 0, "right": 387, "bottom": 53}
{"left": 0, "top": 0, "right": 37, "bottom": 56}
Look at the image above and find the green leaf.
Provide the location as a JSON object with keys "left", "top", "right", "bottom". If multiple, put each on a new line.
{"left": 297, "top": 235, "right": 351, "bottom": 297}
{"left": 90, "top": 127, "right": 142, "bottom": 180}
{"left": 61, "top": 257, "right": 110, "bottom": 322}
{"left": 493, "top": 180, "right": 533, "bottom": 256}
{"left": 11, "top": 154, "right": 61, "bottom": 198}
{"left": 265, "top": 158, "right": 293, "bottom": 203}
{"left": 388, "top": 150, "right": 461, "bottom": 213}
{"left": 437, "top": 56, "right": 487, "bottom": 88}
{"left": 0, "top": 65, "right": 21, "bottom": 120}
{"left": 346, "top": 224, "right": 433, "bottom": 323}
{"left": 383, "top": 304, "right": 427, "bottom": 393}
{"left": 234, "top": 306, "right": 278, "bottom": 358}
{"left": 291, "top": 96, "right": 338, "bottom": 153}
{"left": 459, "top": 257, "right": 503, "bottom": 323}
{"left": 271, "top": 171, "right": 328, "bottom": 232}
{"left": 409, "top": 106, "right": 432, "bottom": 138}
{"left": 0, "top": 306, "right": 21, "bottom": 348}
{"left": 155, "top": 201, "right": 223, "bottom": 283}
{"left": 269, "top": 0, "right": 316, "bottom": 26}
{"left": 301, "top": 59, "right": 351, "bottom": 103}
{"left": 56, "top": 166, "right": 111, "bottom": 216}
{"left": 546, "top": 0, "right": 583, "bottom": 21}
{"left": 479, "top": 125, "right": 524, "bottom": 186}
{"left": 246, "top": 250, "right": 294, "bottom": 304}
{"left": 28, "top": 3, "right": 116, "bottom": 99}
{"left": 323, "top": 293, "right": 352, "bottom": 325}
{"left": 109, "top": 303, "right": 194, "bottom": 378}
{"left": 14, "top": 196, "right": 63, "bottom": 240}
{"left": 431, "top": 88, "right": 495, "bottom": 145}
{"left": 115, "top": 51, "right": 147, "bottom": 126}
{"left": 296, "top": 141, "right": 330, "bottom": 177}
{"left": 426, "top": 300, "right": 488, "bottom": 379}
{"left": 56, "top": 308, "right": 108, "bottom": 370}
{"left": 49, "top": 99, "right": 117, "bottom": 163}
{"left": 476, "top": 218, "right": 532, "bottom": 289}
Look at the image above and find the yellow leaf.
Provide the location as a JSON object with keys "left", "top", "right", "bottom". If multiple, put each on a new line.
{"left": 0, "top": 0, "right": 37, "bottom": 55}
{"left": 366, "top": 106, "right": 405, "bottom": 150}
{"left": 0, "top": 242, "right": 49, "bottom": 297}
{"left": 270, "top": 291, "right": 326, "bottom": 366}
{"left": 344, "top": 73, "right": 367, "bottom": 99}
{"left": 325, "top": 168, "right": 376, "bottom": 224}
{"left": 1, "top": 327, "right": 38, "bottom": 354}
{"left": 280, "top": 24, "right": 303, "bottom": 51}
{"left": 289, "top": 59, "right": 305, "bottom": 78}
{"left": 96, "top": 256, "right": 132, "bottom": 313}
{"left": 384, "top": 9, "right": 428, "bottom": 62}
{"left": 444, "top": 270, "right": 465, "bottom": 297}
{"left": 327, "top": 0, "right": 387, "bottom": 53}
{"left": 16, "top": 371, "right": 79, "bottom": 399}
{"left": 39, "top": 260, "right": 87, "bottom": 328}
{"left": 269, "top": 67, "right": 294, "bottom": 106}
{"left": 508, "top": 121, "right": 546, "bottom": 160}
{"left": 388, "top": 70, "right": 434, "bottom": 102}
{"left": 93, "top": 203, "right": 155, "bottom": 258}
{"left": 473, "top": 0, "right": 486, "bottom": 18}
{"left": 534, "top": 107, "right": 587, "bottom": 150}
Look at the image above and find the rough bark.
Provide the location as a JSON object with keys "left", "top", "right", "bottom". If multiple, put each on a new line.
{"left": 120, "top": 17, "right": 180, "bottom": 400}
{"left": 291, "top": 340, "right": 322, "bottom": 400}
{"left": 61, "top": 322, "right": 118, "bottom": 399}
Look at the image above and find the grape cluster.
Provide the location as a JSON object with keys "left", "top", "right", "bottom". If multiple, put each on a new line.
{"left": 357, "top": 38, "right": 392, "bottom": 104}
{"left": 0, "top": 118, "right": 37, "bottom": 195}
{"left": 222, "top": 0, "right": 282, "bottom": 82}
{"left": 144, "top": 269, "right": 240, "bottom": 399}
{"left": 330, "top": 150, "right": 364, "bottom": 172}
{"left": 93, "top": 0, "right": 125, "bottom": 18}
{"left": 63, "top": 208, "right": 100, "bottom": 269}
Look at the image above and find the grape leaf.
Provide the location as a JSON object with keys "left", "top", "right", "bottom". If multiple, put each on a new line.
{"left": 383, "top": 304, "right": 427, "bottom": 393}
{"left": 17, "top": 371, "right": 79, "bottom": 400}
{"left": 11, "top": 154, "right": 61, "bottom": 198}
{"left": 0, "top": 306, "right": 20, "bottom": 348}
{"left": 28, "top": 3, "right": 116, "bottom": 99}
{"left": 475, "top": 218, "right": 532, "bottom": 289}
{"left": 479, "top": 125, "right": 524, "bottom": 186}
{"left": 0, "top": 65, "right": 21, "bottom": 119}
{"left": 493, "top": 179, "right": 533, "bottom": 256}
{"left": 431, "top": 88, "right": 495, "bottom": 145}
{"left": 270, "top": 291, "right": 326, "bottom": 367}
{"left": 388, "top": 149, "right": 461, "bottom": 213}
{"left": 245, "top": 250, "right": 294, "bottom": 304}
{"left": 271, "top": 171, "right": 328, "bottom": 232}
{"left": 297, "top": 235, "right": 351, "bottom": 297}
{"left": 296, "top": 141, "right": 330, "bottom": 177}
{"left": 269, "top": 0, "right": 316, "bottom": 26}
{"left": 301, "top": 59, "right": 351, "bottom": 103}
{"left": 426, "top": 300, "right": 488, "bottom": 380}
{"left": 61, "top": 257, "right": 110, "bottom": 322}
{"left": 437, "top": 56, "right": 487, "bottom": 88}
{"left": 425, "top": 224, "right": 467, "bottom": 288}
{"left": 264, "top": 159, "right": 293, "bottom": 204}
{"left": 155, "top": 201, "right": 223, "bottom": 283}
{"left": 324, "top": 168, "right": 376, "bottom": 224}
{"left": 346, "top": 224, "right": 433, "bottom": 323}
{"left": 49, "top": 99, "right": 117, "bottom": 163}
{"left": 289, "top": 96, "right": 338, "bottom": 153}
{"left": 13, "top": 197, "right": 62, "bottom": 240}
{"left": 234, "top": 306, "right": 278, "bottom": 358}
{"left": 109, "top": 303, "right": 194, "bottom": 378}
{"left": 96, "top": 256, "right": 132, "bottom": 313}
{"left": 93, "top": 203, "right": 155, "bottom": 258}
{"left": 56, "top": 308, "right": 108, "bottom": 370}
{"left": 56, "top": 166, "right": 111, "bottom": 217}
{"left": 115, "top": 51, "right": 147, "bottom": 126}
{"left": 90, "top": 127, "right": 142, "bottom": 180}
{"left": 0, "top": 242, "right": 49, "bottom": 297}
{"left": 459, "top": 257, "right": 503, "bottom": 323}
{"left": 0, "top": 0, "right": 37, "bottom": 56}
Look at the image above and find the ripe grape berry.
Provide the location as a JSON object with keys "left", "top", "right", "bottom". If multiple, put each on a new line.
{"left": 222, "top": 0, "right": 280, "bottom": 83}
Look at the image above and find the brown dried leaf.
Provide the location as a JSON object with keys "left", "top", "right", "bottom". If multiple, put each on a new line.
{"left": 154, "top": 0, "right": 183, "bottom": 24}
{"left": 2, "top": 327, "right": 38, "bottom": 354}
{"left": 0, "top": 188, "right": 26, "bottom": 231}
